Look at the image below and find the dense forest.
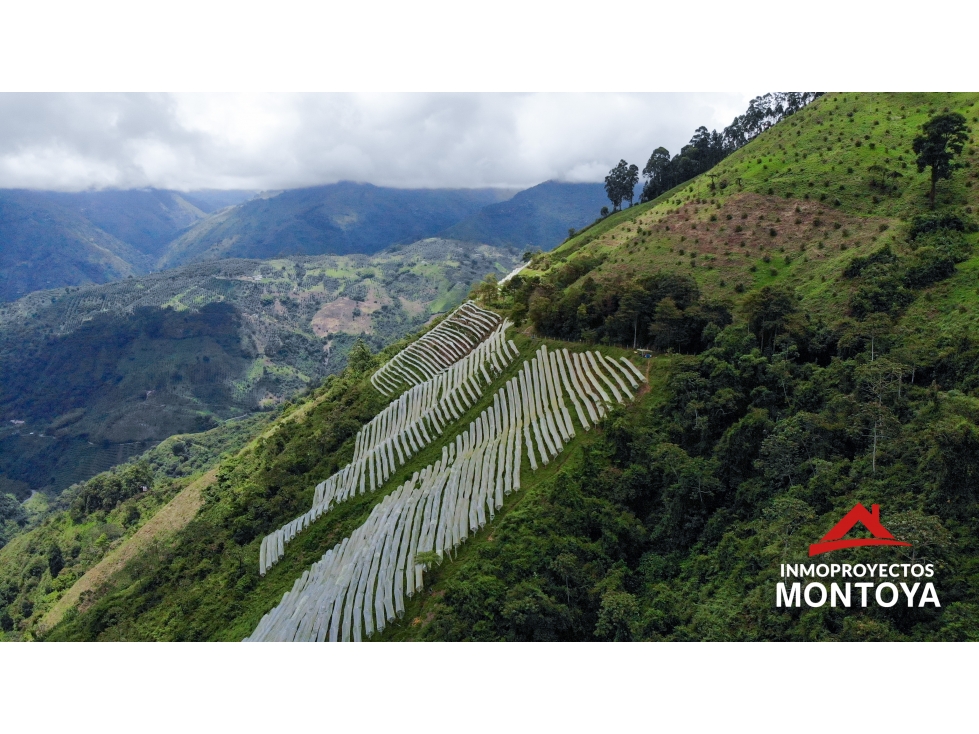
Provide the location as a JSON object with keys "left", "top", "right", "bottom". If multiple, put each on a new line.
{"left": 409, "top": 242, "right": 979, "bottom": 639}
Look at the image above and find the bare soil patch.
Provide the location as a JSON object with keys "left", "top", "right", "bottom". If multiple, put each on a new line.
{"left": 311, "top": 287, "right": 388, "bottom": 336}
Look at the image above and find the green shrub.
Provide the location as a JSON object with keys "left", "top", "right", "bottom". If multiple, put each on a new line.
{"left": 70, "top": 462, "right": 153, "bottom": 521}
{"left": 909, "top": 213, "right": 967, "bottom": 239}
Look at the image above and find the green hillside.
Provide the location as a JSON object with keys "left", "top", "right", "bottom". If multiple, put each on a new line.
{"left": 20, "top": 92, "right": 979, "bottom": 642}
{"left": 517, "top": 93, "right": 978, "bottom": 318}
{"left": 0, "top": 190, "right": 153, "bottom": 302}
{"left": 0, "top": 188, "right": 256, "bottom": 302}
{"left": 439, "top": 181, "right": 608, "bottom": 251}
{"left": 0, "top": 238, "right": 519, "bottom": 502}
{"left": 157, "top": 183, "right": 516, "bottom": 268}
{"left": 0, "top": 413, "right": 270, "bottom": 638}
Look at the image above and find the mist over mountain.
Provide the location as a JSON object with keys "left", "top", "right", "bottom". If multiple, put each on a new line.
{"left": 439, "top": 180, "right": 608, "bottom": 251}
{"left": 157, "top": 182, "right": 517, "bottom": 267}
{"left": 177, "top": 190, "right": 258, "bottom": 213}
{"left": 1, "top": 181, "right": 615, "bottom": 301}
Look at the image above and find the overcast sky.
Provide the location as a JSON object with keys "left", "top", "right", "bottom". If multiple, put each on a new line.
{"left": 0, "top": 93, "right": 756, "bottom": 192}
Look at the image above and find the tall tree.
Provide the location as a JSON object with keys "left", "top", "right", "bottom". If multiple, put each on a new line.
{"left": 604, "top": 160, "right": 629, "bottom": 211}
{"left": 740, "top": 285, "right": 801, "bottom": 354}
{"left": 347, "top": 339, "right": 376, "bottom": 374}
{"left": 623, "top": 163, "right": 639, "bottom": 207}
{"left": 912, "top": 112, "right": 971, "bottom": 208}
{"left": 642, "top": 147, "right": 672, "bottom": 196}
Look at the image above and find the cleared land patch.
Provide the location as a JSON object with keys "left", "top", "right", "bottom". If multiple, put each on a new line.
{"left": 40, "top": 467, "right": 217, "bottom": 631}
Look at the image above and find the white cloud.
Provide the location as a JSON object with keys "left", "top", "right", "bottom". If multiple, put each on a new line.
{"left": 0, "top": 92, "right": 757, "bottom": 191}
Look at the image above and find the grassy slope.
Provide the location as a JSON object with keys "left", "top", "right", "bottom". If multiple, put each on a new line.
{"left": 528, "top": 93, "right": 979, "bottom": 323}
{"left": 39, "top": 467, "right": 218, "bottom": 631}
{"left": 34, "top": 386, "right": 343, "bottom": 634}
{"left": 0, "top": 413, "right": 270, "bottom": 640}
{"left": 35, "top": 93, "right": 979, "bottom": 641}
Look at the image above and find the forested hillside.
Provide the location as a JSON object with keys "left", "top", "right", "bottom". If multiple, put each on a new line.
{"left": 402, "top": 92, "right": 979, "bottom": 640}
{"left": 0, "top": 190, "right": 152, "bottom": 302}
{"left": 0, "top": 239, "right": 519, "bottom": 502}
{"left": 158, "top": 183, "right": 516, "bottom": 267}
{"left": 0, "top": 188, "right": 257, "bottom": 301}
{"left": 14, "top": 92, "right": 979, "bottom": 642}
{"left": 0, "top": 413, "right": 270, "bottom": 638}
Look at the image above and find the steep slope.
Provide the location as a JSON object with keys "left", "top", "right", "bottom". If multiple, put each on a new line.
{"left": 516, "top": 92, "right": 979, "bottom": 322}
{"left": 42, "top": 189, "right": 212, "bottom": 260}
{"left": 0, "top": 239, "right": 519, "bottom": 500}
{"left": 31, "top": 93, "right": 979, "bottom": 643}
{"left": 439, "top": 181, "right": 608, "bottom": 251}
{"left": 176, "top": 190, "right": 257, "bottom": 213}
{"left": 399, "top": 92, "right": 979, "bottom": 641}
{"left": 0, "top": 414, "right": 271, "bottom": 639}
{"left": 158, "top": 182, "right": 518, "bottom": 268}
{"left": 0, "top": 190, "right": 153, "bottom": 302}
{"left": 39, "top": 304, "right": 647, "bottom": 641}
{"left": 0, "top": 188, "right": 258, "bottom": 302}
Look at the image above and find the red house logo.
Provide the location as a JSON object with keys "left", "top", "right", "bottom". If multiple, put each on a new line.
{"left": 809, "top": 503, "right": 912, "bottom": 557}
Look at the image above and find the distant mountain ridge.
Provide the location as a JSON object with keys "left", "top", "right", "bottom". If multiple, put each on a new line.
{"left": 439, "top": 180, "right": 608, "bottom": 251}
{"left": 0, "top": 180, "right": 611, "bottom": 302}
{"left": 0, "top": 190, "right": 151, "bottom": 302}
{"left": 0, "top": 188, "right": 257, "bottom": 301}
{"left": 157, "top": 182, "right": 516, "bottom": 267}
{"left": 42, "top": 189, "right": 211, "bottom": 259}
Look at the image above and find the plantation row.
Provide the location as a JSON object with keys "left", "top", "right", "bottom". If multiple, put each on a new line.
{"left": 258, "top": 319, "right": 518, "bottom": 575}
{"left": 247, "top": 345, "right": 644, "bottom": 641}
{"left": 370, "top": 301, "right": 503, "bottom": 396}
{"left": 49, "top": 276, "right": 244, "bottom": 335}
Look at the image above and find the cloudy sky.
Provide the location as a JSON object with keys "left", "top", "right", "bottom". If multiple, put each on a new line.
{"left": 0, "top": 93, "right": 756, "bottom": 192}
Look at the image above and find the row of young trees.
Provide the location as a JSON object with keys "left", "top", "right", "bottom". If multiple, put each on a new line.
{"left": 601, "top": 93, "right": 822, "bottom": 214}
{"left": 603, "top": 99, "right": 971, "bottom": 215}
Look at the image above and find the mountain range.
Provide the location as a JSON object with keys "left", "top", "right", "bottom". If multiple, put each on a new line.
{"left": 0, "top": 181, "right": 608, "bottom": 302}
{"left": 6, "top": 93, "right": 978, "bottom": 643}
{"left": 0, "top": 238, "right": 519, "bottom": 502}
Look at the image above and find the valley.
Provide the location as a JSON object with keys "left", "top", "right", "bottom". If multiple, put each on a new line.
{"left": 0, "top": 180, "right": 607, "bottom": 303}
{"left": 0, "top": 238, "right": 520, "bottom": 499}
{"left": 4, "top": 92, "right": 979, "bottom": 642}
